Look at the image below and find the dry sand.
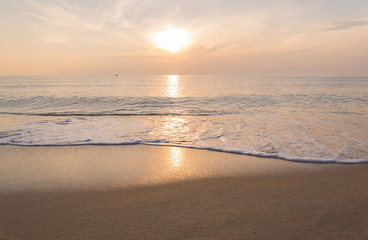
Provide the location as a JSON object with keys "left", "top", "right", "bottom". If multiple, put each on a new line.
{"left": 0, "top": 145, "right": 367, "bottom": 239}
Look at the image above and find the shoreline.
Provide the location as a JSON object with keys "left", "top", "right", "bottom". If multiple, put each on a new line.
{"left": 1, "top": 145, "right": 368, "bottom": 239}
{"left": 1, "top": 142, "right": 367, "bottom": 164}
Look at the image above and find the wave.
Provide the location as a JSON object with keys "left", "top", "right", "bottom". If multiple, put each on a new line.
{"left": 0, "top": 111, "right": 227, "bottom": 117}
{"left": 1, "top": 141, "right": 368, "bottom": 164}
{"left": 2, "top": 94, "right": 367, "bottom": 116}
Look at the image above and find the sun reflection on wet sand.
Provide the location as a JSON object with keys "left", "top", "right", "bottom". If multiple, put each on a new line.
{"left": 167, "top": 75, "right": 179, "bottom": 97}
{"left": 169, "top": 147, "right": 184, "bottom": 168}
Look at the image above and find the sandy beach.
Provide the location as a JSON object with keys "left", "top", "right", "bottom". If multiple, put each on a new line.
{"left": 1, "top": 145, "right": 368, "bottom": 239}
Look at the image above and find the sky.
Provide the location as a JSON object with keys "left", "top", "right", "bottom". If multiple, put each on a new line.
{"left": 1, "top": 0, "right": 368, "bottom": 75}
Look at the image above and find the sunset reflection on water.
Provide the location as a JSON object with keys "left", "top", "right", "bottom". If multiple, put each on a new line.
{"left": 165, "top": 75, "right": 186, "bottom": 171}
{"left": 161, "top": 117, "right": 188, "bottom": 170}
{"left": 167, "top": 75, "right": 179, "bottom": 98}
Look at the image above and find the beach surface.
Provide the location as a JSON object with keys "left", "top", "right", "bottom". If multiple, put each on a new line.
{"left": 1, "top": 145, "right": 367, "bottom": 239}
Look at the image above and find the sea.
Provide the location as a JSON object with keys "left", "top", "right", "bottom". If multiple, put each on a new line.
{"left": 1, "top": 75, "right": 367, "bottom": 163}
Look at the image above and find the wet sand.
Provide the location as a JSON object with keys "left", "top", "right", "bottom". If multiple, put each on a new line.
{"left": 1, "top": 145, "right": 367, "bottom": 239}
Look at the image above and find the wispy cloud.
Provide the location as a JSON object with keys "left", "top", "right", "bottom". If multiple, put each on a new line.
{"left": 16, "top": 0, "right": 133, "bottom": 32}
{"left": 325, "top": 20, "right": 368, "bottom": 31}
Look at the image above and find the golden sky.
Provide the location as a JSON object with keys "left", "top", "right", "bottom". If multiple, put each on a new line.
{"left": 1, "top": 0, "right": 368, "bottom": 75}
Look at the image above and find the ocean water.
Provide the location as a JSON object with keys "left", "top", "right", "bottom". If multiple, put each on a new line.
{"left": 0, "top": 75, "right": 367, "bottom": 163}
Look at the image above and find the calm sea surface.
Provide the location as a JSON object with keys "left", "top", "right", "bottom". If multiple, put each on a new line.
{"left": 1, "top": 75, "right": 367, "bottom": 163}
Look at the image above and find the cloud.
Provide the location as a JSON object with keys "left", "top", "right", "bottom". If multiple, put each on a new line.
{"left": 325, "top": 20, "right": 368, "bottom": 31}
{"left": 11, "top": 2, "right": 368, "bottom": 57}
{"left": 12, "top": 0, "right": 269, "bottom": 54}
{"left": 16, "top": 0, "right": 133, "bottom": 32}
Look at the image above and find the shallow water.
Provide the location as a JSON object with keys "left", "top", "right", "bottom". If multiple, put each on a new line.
{"left": 1, "top": 75, "right": 367, "bottom": 163}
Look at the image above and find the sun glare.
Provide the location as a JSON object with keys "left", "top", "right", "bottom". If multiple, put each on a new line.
{"left": 152, "top": 28, "right": 191, "bottom": 53}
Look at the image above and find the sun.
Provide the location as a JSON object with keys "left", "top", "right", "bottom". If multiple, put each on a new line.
{"left": 152, "top": 28, "right": 191, "bottom": 53}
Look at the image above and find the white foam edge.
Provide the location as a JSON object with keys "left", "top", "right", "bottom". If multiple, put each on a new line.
{"left": 1, "top": 140, "right": 368, "bottom": 164}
